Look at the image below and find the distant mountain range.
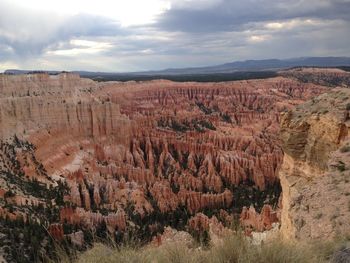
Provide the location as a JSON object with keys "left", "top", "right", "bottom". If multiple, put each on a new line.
{"left": 5, "top": 57, "right": 350, "bottom": 77}
{"left": 136, "top": 57, "right": 350, "bottom": 75}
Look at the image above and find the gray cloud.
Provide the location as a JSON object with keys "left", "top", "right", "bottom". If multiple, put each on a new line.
{"left": 155, "top": 0, "right": 350, "bottom": 33}
{"left": 0, "top": 1, "right": 125, "bottom": 58}
{"left": 0, "top": 0, "right": 349, "bottom": 71}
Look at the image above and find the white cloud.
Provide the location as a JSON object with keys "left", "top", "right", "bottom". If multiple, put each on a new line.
{"left": 0, "top": 61, "right": 18, "bottom": 71}
{"left": 167, "top": 0, "right": 223, "bottom": 10}
{"left": 46, "top": 39, "right": 112, "bottom": 56}
{"left": 140, "top": 49, "right": 155, "bottom": 54}
{"left": 265, "top": 19, "right": 323, "bottom": 31}
{"left": 6, "top": 0, "right": 170, "bottom": 26}
{"left": 248, "top": 35, "right": 269, "bottom": 43}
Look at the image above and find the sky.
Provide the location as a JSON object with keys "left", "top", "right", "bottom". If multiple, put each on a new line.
{"left": 0, "top": 0, "right": 350, "bottom": 72}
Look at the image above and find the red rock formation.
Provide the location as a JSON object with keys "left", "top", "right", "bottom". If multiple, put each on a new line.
{"left": 177, "top": 189, "right": 233, "bottom": 214}
{"left": 0, "top": 73, "right": 330, "bottom": 246}
{"left": 60, "top": 206, "right": 126, "bottom": 233}
{"left": 188, "top": 213, "right": 211, "bottom": 232}
{"left": 188, "top": 213, "right": 230, "bottom": 244}
{"left": 48, "top": 224, "right": 64, "bottom": 241}
{"left": 150, "top": 182, "right": 179, "bottom": 213}
{"left": 240, "top": 205, "right": 279, "bottom": 233}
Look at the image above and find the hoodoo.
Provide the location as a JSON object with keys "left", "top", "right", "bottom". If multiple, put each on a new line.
{"left": 0, "top": 69, "right": 349, "bottom": 261}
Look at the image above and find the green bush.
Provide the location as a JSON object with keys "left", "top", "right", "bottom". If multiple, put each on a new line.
{"left": 340, "top": 145, "right": 350, "bottom": 153}
{"left": 336, "top": 161, "right": 346, "bottom": 172}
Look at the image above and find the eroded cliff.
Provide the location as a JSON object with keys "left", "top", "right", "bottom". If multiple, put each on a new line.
{"left": 280, "top": 88, "right": 350, "bottom": 240}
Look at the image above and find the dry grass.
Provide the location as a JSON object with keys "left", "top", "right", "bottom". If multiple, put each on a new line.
{"left": 72, "top": 234, "right": 350, "bottom": 263}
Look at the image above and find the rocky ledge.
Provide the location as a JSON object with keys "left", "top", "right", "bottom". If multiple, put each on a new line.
{"left": 280, "top": 88, "right": 350, "bottom": 240}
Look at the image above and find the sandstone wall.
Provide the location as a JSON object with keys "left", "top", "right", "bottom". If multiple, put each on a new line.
{"left": 0, "top": 73, "right": 130, "bottom": 139}
{"left": 280, "top": 88, "right": 350, "bottom": 240}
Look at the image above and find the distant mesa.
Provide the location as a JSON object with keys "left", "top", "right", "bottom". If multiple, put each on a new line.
{"left": 4, "top": 56, "right": 350, "bottom": 79}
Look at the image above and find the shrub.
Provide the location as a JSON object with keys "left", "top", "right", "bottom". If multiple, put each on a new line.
{"left": 221, "top": 113, "right": 232, "bottom": 123}
{"left": 340, "top": 145, "right": 350, "bottom": 153}
{"left": 199, "top": 120, "right": 216, "bottom": 131}
{"left": 336, "top": 161, "right": 346, "bottom": 172}
{"left": 4, "top": 190, "right": 16, "bottom": 198}
{"left": 315, "top": 213, "right": 323, "bottom": 219}
{"left": 76, "top": 234, "right": 350, "bottom": 263}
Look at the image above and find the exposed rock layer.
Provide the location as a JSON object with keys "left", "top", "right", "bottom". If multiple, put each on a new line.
{"left": 0, "top": 72, "right": 330, "bottom": 258}
{"left": 280, "top": 88, "right": 350, "bottom": 240}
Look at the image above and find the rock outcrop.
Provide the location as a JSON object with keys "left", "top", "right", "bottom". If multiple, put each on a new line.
{"left": 188, "top": 213, "right": 231, "bottom": 245}
{"left": 279, "top": 67, "right": 350, "bottom": 88}
{"left": 0, "top": 74, "right": 130, "bottom": 139}
{"left": 280, "top": 88, "right": 350, "bottom": 240}
{"left": 240, "top": 205, "right": 279, "bottom": 234}
{"left": 152, "top": 226, "right": 194, "bottom": 247}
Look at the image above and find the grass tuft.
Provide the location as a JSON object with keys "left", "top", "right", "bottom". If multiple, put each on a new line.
{"left": 75, "top": 233, "right": 350, "bottom": 263}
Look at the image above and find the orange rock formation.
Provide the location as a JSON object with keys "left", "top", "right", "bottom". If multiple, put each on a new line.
{"left": 0, "top": 73, "right": 328, "bottom": 244}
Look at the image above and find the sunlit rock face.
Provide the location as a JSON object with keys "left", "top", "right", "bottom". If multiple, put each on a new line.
{"left": 240, "top": 205, "right": 280, "bottom": 234}
{"left": 279, "top": 88, "right": 350, "bottom": 240}
{"left": 0, "top": 72, "right": 328, "bottom": 255}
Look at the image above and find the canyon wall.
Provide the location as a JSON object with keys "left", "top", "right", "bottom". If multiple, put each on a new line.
{"left": 0, "top": 72, "right": 333, "bottom": 261}
{"left": 280, "top": 88, "right": 350, "bottom": 240}
{"left": 0, "top": 73, "right": 131, "bottom": 139}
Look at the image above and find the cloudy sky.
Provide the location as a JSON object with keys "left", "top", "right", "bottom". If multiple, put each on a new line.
{"left": 0, "top": 0, "right": 349, "bottom": 72}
